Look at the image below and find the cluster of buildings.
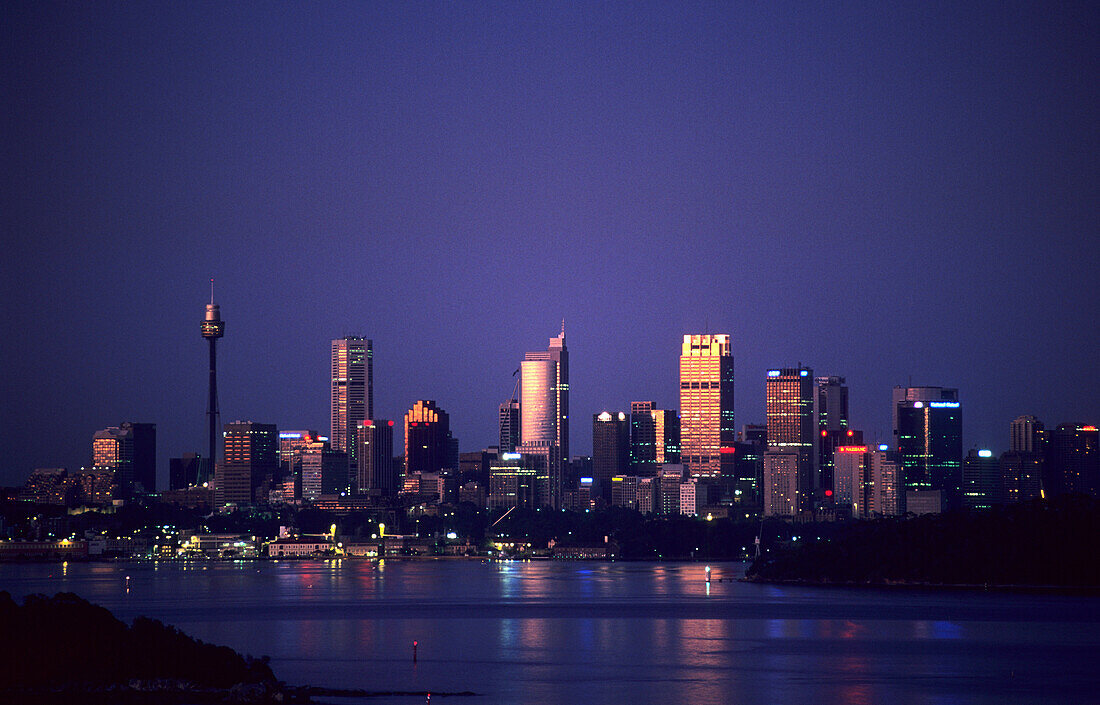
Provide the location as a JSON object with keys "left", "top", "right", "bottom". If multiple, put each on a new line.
{"left": 12, "top": 297, "right": 1100, "bottom": 522}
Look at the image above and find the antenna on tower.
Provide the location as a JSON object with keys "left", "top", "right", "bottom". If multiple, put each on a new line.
{"left": 210, "top": 278, "right": 215, "bottom": 304}
{"left": 561, "top": 318, "right": 565, "bottom": 337}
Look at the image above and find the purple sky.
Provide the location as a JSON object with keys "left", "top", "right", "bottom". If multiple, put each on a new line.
{"left": 2, "top": 2, "right": 1097, "bottom": 488}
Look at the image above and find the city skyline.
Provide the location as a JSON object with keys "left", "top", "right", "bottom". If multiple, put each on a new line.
{"left": 3, "top": 3, "right": 1097, "bottom": 486}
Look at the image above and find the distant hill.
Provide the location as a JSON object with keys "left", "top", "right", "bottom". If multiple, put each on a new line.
{"left": 745, "top": 495, "right": 1100, "bottom": 589}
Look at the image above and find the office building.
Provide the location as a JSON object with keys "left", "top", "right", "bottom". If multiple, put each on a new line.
{"left": 120, "top": 422, "right": 156, "bottom": 493}
{"left": 657, "top": 464, "right": 687, "bottom": 515}
{"left": 215, "top": 422, "right": 278, "bottom": 506}
{"left": 593, "top": 411, "right": 631, "bottom": 500}
{"left": 963, "top": 449, "right": 1002, "bottom": 510}
{"left": 356, "top": 420, "right": 396, "bottom": 496}
{"left": 1000, "top": 451, "right": 1043, "bottom": 504}
{"left": 331, "top": 336, "right": 373, "bottom": 466}
{"left": 680, "top": 480, "right": 701, "bottom": 516}
{"left": 518, "top": 439, "right": 561, "bottom": 508}
{"left": 610, "top": 475, "right": 639, "bottom": 509}
{"left": 763, "top": 451, "right": 800, "bottom": 517}
{"left": 630, "top": 401, "right": 680, "bottom": 475}
{"left": 637, "top": 477, "right": 657, "bottom": 514}
{"left": 814, "top": 376, "right": 848, "bottom": 493}
{"left": 520, "top": 325, "right": 569, "bottom": 457}
{"left": 1045, "top": 424, "right": 1099, "bottom": 497}
{"left": 459, "top": 449, "right": 497, "bottom": 487}
{"left": 499, "top": 400, "right": 520, "bottom": 453}
{"left": 893, "top": 386, "right": 962, "bottom": 511}
{"left": 301, "top": 446, "right": 348, "bottom": 501}
{"left": 404, "top": 400, "right": 456, "bottom": 475}
{"left": 766, "top": 367, "right": 815, "bottom": 510}
{"left": 679, "top": 334, "right": 735, "bottom": 480}
{"left": 1011, "top": 415, "right": 1045, "bottom": 454}
{"left": 489, "top": 452, "right": 535, "bottom": 510}
{"left": 833, "top": 445, "right": 901, "bottom": 518}
{"left": 92, "top": 426, "right": 134, "bottom": 492}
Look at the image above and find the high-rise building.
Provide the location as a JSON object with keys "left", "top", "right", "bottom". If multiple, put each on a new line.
{"left": 498, "top": 400, "right": 520, "bottom": 453}
{"left": 962, "top": 448, "right": 1002, "bottom": 509}
{"left": 356, "top": 420, "right": 396, "bottom": 497}
{"left": 833, "top": 446, "right": 901, "bottom": 518}
{"left": 763, "top": 451, "right": 800, "bottom": 517}
{"left": 893, "top": 386, "right": 962, "bottom": 511}
{"left": 1011, "top": 415, "right": 1045, "bottom": 454}
{"left": 520, "top": 326, "right": 569, "bottom": 458}
{"left": 121, "top": 422, "right": 156, "bottom": 493}
{"left": 766, "top": 367, "right": 815, "bottom": 511}
{"left": 404, "top": 400, "right": 456, "bottom": 475}
{"left": 679, "top": 334, "right": 735, "bottom": 480}
{"left": 610, "top": 475, "right": 639, "bottom": 509}
{"left": 814, "top": 377, "right": 848, "bottom": 492}
{"left": 629, "top": 402, "right": 680, "bottom": 475}
{"left": 215, "top": 422, "right": 278, "bottom": 506}
{"left": 488, "top": 452, "right": 536, "bottom": 510}
{"left": 1045, "top": 424, "right": 1099, "bottom": 497}
{"left": 331, "top": 336, "right": 373, "bottom": 468}
{"left": 300, "top": 443, "right": 348, "bottom": 501}
{"left": 92, "top": 426, "right": 134, "bottom": 493}
{"left": 593, "top": 411, "right": 630, "bottom": 500}
{"left": 200, "top": 284, "right": 225, "bottom": 470}
{"left": 1000, "top": 451, "right": 1043, "bottom": 504}
{"left": 518, "top": 440, "right": 561, "bottom": 508}
{"left": 657, "top": 463, "right": 687, "bottom": 515}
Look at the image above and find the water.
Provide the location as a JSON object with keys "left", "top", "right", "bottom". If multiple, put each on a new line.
{"left": 1, "top": 559, "right": 1097, "bottom": 704}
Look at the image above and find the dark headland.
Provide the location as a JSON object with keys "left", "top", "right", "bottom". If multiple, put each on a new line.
{"left": 744, "top": 495, "right": 1100, "bottom": 592}
{"left": 0, "top": 592, "right": 476, "bottom": 703}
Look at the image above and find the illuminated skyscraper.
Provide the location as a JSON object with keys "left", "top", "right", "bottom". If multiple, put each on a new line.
{"left": 520, "top": 325, "right": 569, "bottom": 458}
{"left": 404, "top": 400, "right": 455, "bottom": 475}
{"left": 766, "top": 367, "right": 815, "bottom": 511}
{"left": 815, "top": 376, "right": 848, "bottom": 492}
{"left": 962, "top": 448, "right": 1002, "bottom": 509}
{"left": 215, "top": 421, "right": 278, "bottom": 506}
{"left": 833, "top": 445, "right": 901, "bottom": 518}
{"left": 92, "top": 426, "right": 134, "bottom": 493}
{"left": 331, "top": 336, "right": 373, "bottom": 465}
{"left": 893, "top": 386, "right": 962, "bottom": 512}
{"left": 679, "top": 334, "right": 734, "bottom": 480}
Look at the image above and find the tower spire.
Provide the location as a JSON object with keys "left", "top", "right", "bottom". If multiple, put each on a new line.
{"left": 210, "top": 278, "right": 214, "bottom": 305}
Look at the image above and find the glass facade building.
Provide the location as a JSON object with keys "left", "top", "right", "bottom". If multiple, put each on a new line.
{"left": 331, "top": 336, "right": 373, "bottom": 467}
{"left": 893, "top": 386, "right": 962, "bottom": 511}
{"left": 766, "top": 367, "right": 815, "bottom": 510}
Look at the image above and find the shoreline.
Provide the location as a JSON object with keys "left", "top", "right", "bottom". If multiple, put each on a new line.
{"left": 739, "top": 575, "right": 1100, "bottom": 596}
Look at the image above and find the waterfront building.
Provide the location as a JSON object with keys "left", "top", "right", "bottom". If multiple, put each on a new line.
{"left": 356, "top": 420, "right": 396, "bottom": 496}
{"left": 215, "top": 421, "right": 278, "bottom": 506}
{"left": 331, "top": 336, "right": 373, "bottom": 467}
{"left": 679, "top": 334, "right": 735, "bottom": 480}
{"left": 766, "top": 367, "right": 815, "bottom": 510}
{"left": 893, "top": 386, "right": 963, "bottom": 511}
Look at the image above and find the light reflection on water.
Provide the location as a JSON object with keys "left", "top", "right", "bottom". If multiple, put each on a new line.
{"left": 0, "top": 560, "right": 1097, "bottom": 705}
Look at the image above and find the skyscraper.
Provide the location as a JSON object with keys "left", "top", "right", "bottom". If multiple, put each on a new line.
{"left": 765, "top": 367, "right": 815, "bottom": 511}
{"left": 121, "top": 422, "right": 156, "bottom": 493}
{"left": 815, "top": 376, "right": 849, "bottom": 492}
{"left": 92, "top": 426, "right": 133, "bottom": 494}
{"left": 356, "top": 419, "right": 396, "bottom": 496}
{"left": 520, "top": 325, "right": 569, "bottom": 459}
{"left": 1010, "top": 415, "right": 1045, "bottom": 454}
{"left": 200, "top": 283, "right": 225, "bottom": 469}
{"left": 404, "top": 400, "right": 454, "bottom": 475}
{"left": 679, "top": 334, "right": 734, "bottom": 480}
{"left": 331, "top": 336, "right": 373, "bottom": 465}
{"left": 499, "top": 399, "right": 520, "bottom": 453}
{"left": 1045, "top": 424, "right": 1099, "bottom": 497}
{"left": 215, "top": 421, "right": 278, "bottom": 506}
{"left": 593, "top": 411, "right": 630, "bottom": 500}
{"left": 833, "top": 445, "right": 901, "bottom": 518}
{"left": 893, "top": 386, "right": 962, "bottom": 512}
{"left": 630, "top": 402, "right": 681, "bottom": 475}
{"left": 962, "top": 448, "right": 1002, "bottom": 509}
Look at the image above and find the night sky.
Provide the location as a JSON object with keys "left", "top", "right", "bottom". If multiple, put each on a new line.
{"left": 2, "top": 2, "right": 1097, "bottom": 488}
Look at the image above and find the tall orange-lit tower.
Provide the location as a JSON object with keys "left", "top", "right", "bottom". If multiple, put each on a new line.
{"left": 200, "top": 280, "right": 225, "bottom": 467}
